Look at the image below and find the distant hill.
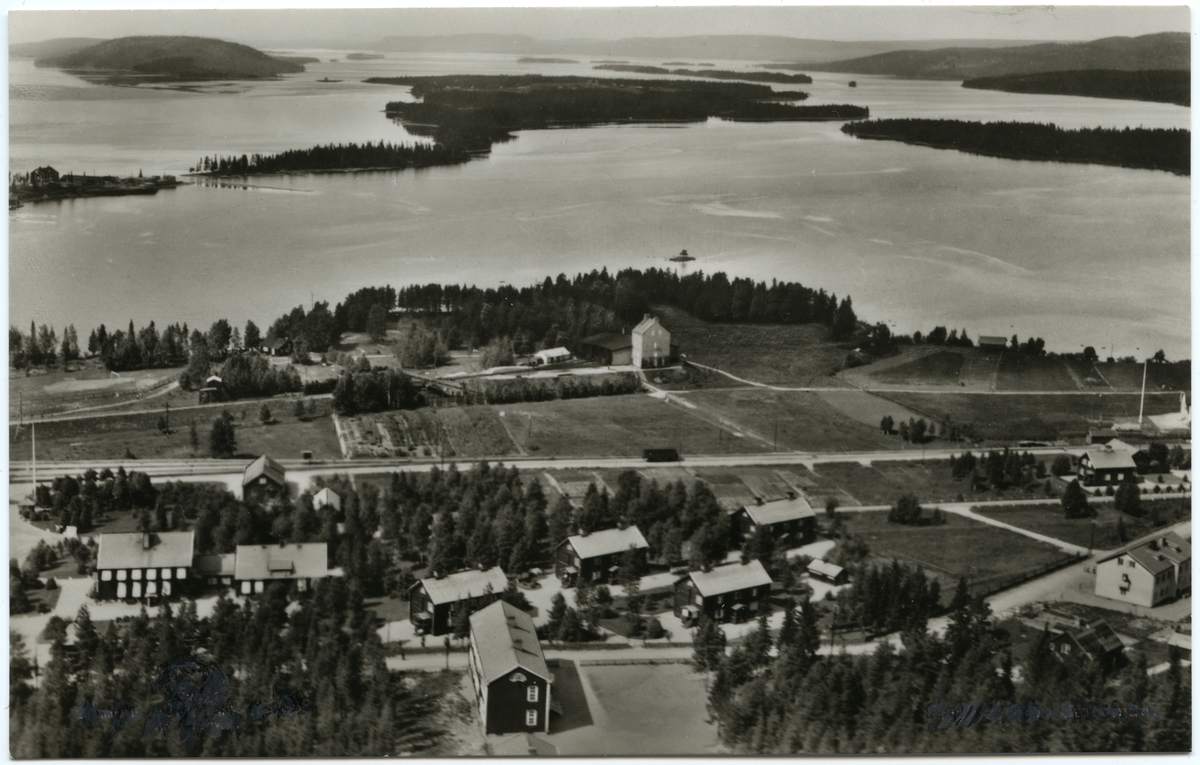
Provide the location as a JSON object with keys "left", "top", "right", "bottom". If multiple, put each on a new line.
{"left": 801, "top": 32, "right": 1188, "bottom": 79}
{"left": 10, "top": 37, "right": 107, "bottom": 59}
{"left": 377, "top": 34, "right": 1041, "bottom": 63}
{"left": 964, "top": 69, "right": 1190, "bottom": 107}
{"left": 36, "top": 36, "right": 306, "bottom": 80}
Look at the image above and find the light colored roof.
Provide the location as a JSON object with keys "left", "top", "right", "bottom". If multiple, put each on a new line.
{"left": 1096, "top": 530, "right": 1191, "bottom": 575}
{"left": 632, "top": 315, "right": 661, "bottom": 335}
{"left": 1083, "top": 442, "right": 1138, "bottom": 470}
{"left": 806, "top": 559, "right": 845, "bottom": 580}
{"left": 243, "top": 454, "right": 286, "bottom": 487}
{"left": 96, "top": 532, "right": 195, "bottom": 571}
{"left": 313, "top": 487, "right": 341, "bottom": 509}
{"left": 415, "top": 566, "right": 509, "bottom": 605}
{"left": 563, "top": 526, "right": 649, "bottom": 559}
{"left": 194, "top": 553, "right": 236, "bottom": 577}
{"left": 743, "top": 496, "right": 815, "bottom": 526}
{"left": 469, "top": 600, "right": 549, "bottom": 684}
{"left": 492, "top": 733, "right": 557, "bottom": 756}
{"left": 534, "top": 346, "right": 571, "bottom": 360}
{"left": 234, "top": 543, "right": 328, "bottom": 581}
{"left": 684, "top": 559, "right": 773, "bottom": 598}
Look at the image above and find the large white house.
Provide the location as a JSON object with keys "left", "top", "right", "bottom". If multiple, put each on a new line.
{"left": 1094, "top": 531, "right": 1191, "bottom": 607}
{"left": 631, "top": 315, "right": 671, "bottom": 369}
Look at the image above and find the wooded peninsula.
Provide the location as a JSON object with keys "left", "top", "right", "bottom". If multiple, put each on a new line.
{"left": 962, "top": 69, "right": 1190, "bottom": 107}
{"left": 841, "top": 118, "right": 1190, "bottom": 176}
{"left": 591, "top": 64, "right": 814, "bottom": 84}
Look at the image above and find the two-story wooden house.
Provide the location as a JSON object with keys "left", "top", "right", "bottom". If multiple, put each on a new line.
{"left": 1047, "top": 617, "right": 1125, "bottom": 671}
{"left": 467, "top": 600, "right": 552, "bottom": 735}
{"left": 631, "top": 315, "right": 674, "bottom": 369}
{"left": 732, "top": 494, "right": 816, "bottom": 549}
{"left": 1078, "top": 440, "right": 1138, "bottom": 486}
{"left": 674, "top": 559, "right": 774, "bottom": 625}
{"left": 554, "top": 526, "right": 649, "bottom": 586}
{"left": 234, "top": 542, "right": 329, "bottom": 596}
{"left": 408, "top": 566, "right": 509, "bottom": 636}
{"left": 242, "top": 454, "right": 287, "bottom": 505}
{"left": 1094, "top": 530, "right": 1191, "bottom": 607}
{"left": 95, "top": 531, "right": 195, "bottom": 600}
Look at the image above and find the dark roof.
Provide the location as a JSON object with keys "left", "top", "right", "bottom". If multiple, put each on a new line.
{"left": 194, "top": 553, "right": 236, "bottom": 577}
{"left": 580, "top": 332, "right": 632, "bottom": 351}
{"left": 234, "top": 543, "right": 328, "bottom": 581}
{"left": 469, "top": 600, "right": 549, "bottom": 684}
{"left": 96, "top": 532, "right": 195, "bottom": 571}
{"left": 1063, "top": 619, "right": 1125, "bottom": 658}
{"left": 978, "top": 336, "right": 1007, "bottom": 347}
{"left": 243, "top": 454, "right": 286, "bottom": 487}
{"left": 267, "top": 337, "right": 291, "bottom": 349}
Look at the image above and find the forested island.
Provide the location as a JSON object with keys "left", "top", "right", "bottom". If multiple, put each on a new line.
{"left": 517, "top": 56, "right": 578, "bottom": 63}
{"left": 9, "top": 167, "right": 184, "bottom": 207}
{"left": 188, "top": 141, "right": 466, "bottom": 177}
{"left": 345, "top": 53, "right": 385, "bottom": 60}
{"left": 963, "top": 69, "right": 1189, "bottom": 107}
{"left": 593, "top": 64, "right": 813, "bottom": 84}
{"left": 35, "top": 35, "right": 306, "bottom": 81}
{"left": 842, "top": 119, "right": 1189, "bottom": 176}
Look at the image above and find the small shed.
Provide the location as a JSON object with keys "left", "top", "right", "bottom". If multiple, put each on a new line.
{"left": 533, "top": 347, "right": 572, "bottom": 366}
{"left": 978, "top": 336, "right": 1008, "bottom": 351}
{"left": 807, "top": 558, "right": 849, "bottom": 585}
{"left": 313, "top": 487, "right": 342, "bottom": 513}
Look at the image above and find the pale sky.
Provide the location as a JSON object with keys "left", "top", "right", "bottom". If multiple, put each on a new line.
{"left": 6, "top": 4, "right": 1192, "bottom": 48}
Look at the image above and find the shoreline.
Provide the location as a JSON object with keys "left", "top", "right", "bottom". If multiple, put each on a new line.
{"left": 10, "top": 178, "right": 187, "bottom": 207}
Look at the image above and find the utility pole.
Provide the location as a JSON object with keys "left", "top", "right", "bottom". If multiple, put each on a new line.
{"left": 1138, "top": 360, "right": 1148, "bottom": 425}
{"left": 773, "top": 422, "right": 778, "bottom": 452}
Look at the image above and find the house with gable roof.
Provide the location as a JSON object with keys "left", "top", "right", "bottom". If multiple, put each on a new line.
{"left": 408, "top": 566, "right": 509, "bottom": 636}
{"left": 242, "top": 454, "right": 287, "bottom": 505}
{"left": 1094, "top": 530, "right": 1191, "bottom": 607}
{"left": 554, "top": 526, "right": 648, "bottom": 586}
{"left": 95, "top": 531, "right": 195, "bottom": 600}
{"left": 467, "top": 600, "right": 552, "bottom": 735}
{"left": 673, "top": 558, "right": 773, "bottom": 625}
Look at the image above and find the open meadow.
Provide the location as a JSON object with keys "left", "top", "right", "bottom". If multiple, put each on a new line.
{"left": 973, "top": 498, "right": 1191, "bottom": 551}
{"left": 834, "top": 509, "right": 1079, "bottom": 600}
{"left": 10, "top": 363, "right": 182, "bottom": 418}
{"left": 807, "top": 459, "right": 1054, "bottom": 506}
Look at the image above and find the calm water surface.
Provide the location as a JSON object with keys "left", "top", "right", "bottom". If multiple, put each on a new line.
{"left": 9, "top": 52, "right": 1190, "bottom": 357}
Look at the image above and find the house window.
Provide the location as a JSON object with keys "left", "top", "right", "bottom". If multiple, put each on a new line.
{"left": 117, "top": 583, "right": 127, "bottom": 598}
{"left": 163, "top": 568, "right": 173, "bottom": 580}
{"left": 147, "top": 569, "right": 157, "bottom": 580}
{"left": 241, "top": 581, "right": 252, "bottom": 595}
{"left": 131, "top": 569, "right": 142, "bottom": 580}
{"left": 176, "top": 568, "right": 187, "bottom": 579}
{"left": 1118, "top": 558, "right": 1123, "bottom": 566}
{"left": 147, "top": 582, "right": 158, "bottom": 596}
{"left": 101, "top": 571, "right": 112, "bottom": 581}
{"left": 132, "top": 582, "right": 142, "bottom": 598}
{"left": 1062, "top": 644, "right": 1071, "bottom": 655}
{"left": 525, "top": 710, "right": 538, "bottom": 727}
{"left": 163, "top": 581, "right": 172, "bottom": 596}
{"left": 527, "top": 685, "right": 539, "bottom": 703}
{"left": 117, "top": 570, "right": 127, "bottom": 581}
{"left": 695, "top": 593, "right": 704, "bottom": 606}
{"left": 254, "top": 581, "right": 265, "bottom": 593}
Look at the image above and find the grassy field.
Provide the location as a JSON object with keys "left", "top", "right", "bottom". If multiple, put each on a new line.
{"left": 882, "top": 391, "right": 1183, "bottom": 443}
{"left": 835, "top": 509, "right": 1078, "bottom": 600}
{"left": 682, "top": 389, "right": 900, "bottom": 452}
{"left": 497, "top": 394, "right": 773, "bottom": 458}
{"left": 10, "top": 398, "right": 339, "bottom": 461}
{"left": 809, "top": 460, "right": 1053, "bottom": 507}
{"left": 653, "top": 305, "right": 851, "bottom": 387}
{"left": 869, "top": 351, "right": 964, "bottom": 386}
{"left": 996, "top": 355, "right": 1082, "bottom": 391}
{"left": 11, "top": 363, "right": 183, "bottom": 418}
{"left": 973, "top": 498, "right": 1191, "bottom": 552}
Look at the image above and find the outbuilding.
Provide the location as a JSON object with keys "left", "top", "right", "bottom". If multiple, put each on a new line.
{"left": 532, "top": 347, "right": 572, "bottom": 366}
{"left": 313, "top": 486, "right": 342, "bottom": 513}
{"left": 555, "top": 526, "right": 649, "bottom": 586}
{"left": 194, "top": 553, "right": 236, "bottom": 588}
{"left": 577, "top": 332, "right": 633, "bottom": 366}
{"left": 467, "top": 600, "right": 552, "bottom": 735}
{"left": 95, "top": 531, "right": 195, "bottom": 600}
{"left": 234, "top": 542, "right": 329, "bottom": 595}
{"left": 242, "top": 454, "right": 287, "bottom": 505}
{"left": 732, "top": 494, "right": 816, "bottom": 549}
{"left": 977, "top": 336, "right": 1008, "bottom": 351}
{"left": 806, "top": 558, "right": 849, "bottom": 585}
{"left": 674, "top": 559, "right": 774, "bottom": 625}
{"left": 408, "top": 566, "right": 509, "bottom": 636}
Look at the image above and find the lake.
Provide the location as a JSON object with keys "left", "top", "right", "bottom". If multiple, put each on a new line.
{"left": 8, "top": 52, "right": 1190, "bottom": 358}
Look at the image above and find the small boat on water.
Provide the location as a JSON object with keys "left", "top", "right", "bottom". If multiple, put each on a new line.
{"left": 317, "top": 77, "right": 343, "bottom": 83}
{"left": 669, "top": 249, "right": 695, "bottom": 263}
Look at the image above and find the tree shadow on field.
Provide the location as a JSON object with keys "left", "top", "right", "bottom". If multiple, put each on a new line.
{"left": 547, "top": 659, "right": 593, "bottom": 733}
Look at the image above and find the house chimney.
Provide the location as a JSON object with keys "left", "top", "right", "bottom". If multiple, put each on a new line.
{"left": 644, "top": 313, "right": 650, "bottom": 321}
{"left": 787, "top": 490, "right": 797, "bottom": 501}
{"left": 755, "top": 496, "right": 764, "bottom": 506}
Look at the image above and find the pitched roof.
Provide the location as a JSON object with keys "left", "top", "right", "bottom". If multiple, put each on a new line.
{"left": 243, "top": 454, "right": 286, "bottom": 487}
{"left": 632, "top": 315, "right": 661, "bottom": 335}
{"left": 193, "top": 553, "right": 236, "bottom": 577}
{"left": 96, "top": 532, "right": 195, "bottom": 571}
{"left": 1083, "top": 442, "right": 1138, "bottom": 470}
{"left": 534, "top": 346, "right": 572, "bottom": 360}
{"left": 1096, "top": 530, "right": 1191, "bottom": 575}
{"left": 977, "top": 336, "right": 1007, "bottom": 347}
{"left": 806, "top": 559, "right": 845, "bottom": 581}
{"left": 684, "top": 559, "right": 773, "bottom": 598}
{"left": 313, "top": 487, "right": 341, "bottom": 509}
{"left": 492, "top": 733, "right": 557, "bottom": 756}
{"left": 234, "top": 543, "right": 327, "bottom": 581}
{"left": 742, "top": 496, "right": 815, "bottom": 526}
{"left": 1066, "top": 619, "right": 1124, "bottom": 658}
{"left": 563, "top": 526, "right": 649, "bottom": 559}
{"left": 415, "top": 566, "right": 509, "bottom": 605}
{"left": 581, "top": 332, "right": 632, "bottom": 351}
{"left": 469, "top": 600, "right": 549, "bottom": 684}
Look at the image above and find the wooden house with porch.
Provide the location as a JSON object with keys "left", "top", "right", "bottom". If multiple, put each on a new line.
{"left": 467, "top": 600, "right": 553, "bottom": 735}
{"left": 234, "top": 542, "right": 329, "bottom": 596}
{"left": 95, "top": 531, "right": 195, "bottom": 601}
{"left": 674, "top": 559, "right": 773, "bottom": 625}
{"left": 555, "top": 526, "right": 648, "bottom": 586}
{"left": 408, "top": 566, "right": 509, "bottom": 636}
{"left": 732, "top": 493, "right": 816, "bottom": 549}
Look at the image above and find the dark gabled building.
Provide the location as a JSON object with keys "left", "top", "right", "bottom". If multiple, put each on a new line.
{"left": 467, "top": 600, "right": 551, "bottom": 735}
{"left": 234, "top": 542, "right": 329, "bottom": 596}
{"left": 1077, "top": 440, "right": 1138, "bottom": 486}
{"left": 264, "top": 337, "right": 293, "bottom": 357}
{"left": 95, "top": 531, "right": 195, "bottom": 600}
{"left": 577, "top": 332, "right": 633, "bottom": 366}
{"left": 674, "top": 559, "right": 773, "bottom": 625}
{"left": 408, "top": 566, "right": 509, "bottom": 637}
{"left": 194, "top": 553, "right": 236, "bottom": 588}
{"left": 242, "top": 454, "right": 287, "bottom": 505}
{"left": 977, "top": 336, "right": 1008, "bottom": 351}
{"left": 30, "top": 166, "right": 59, "bottom": 186}
{"left": 1048, "top": 618, "right": 1125, "bottom": 671}
{"left": 555, "top": 526, "right": 649, "bottom": 586}
{"left": 732, "top": 494, "right": 816, "bottom": 549}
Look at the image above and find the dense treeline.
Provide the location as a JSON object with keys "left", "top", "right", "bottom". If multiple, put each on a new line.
{"left": 373, "top": 75, "right": 868, "bottom": 153}
{"left": 192, "top": 140, "right": 466, "bottom": 177}
{"left": 707, "top": 577, "right": 1190, "bottom": 753}
{"left": 963, "top": 69, "right": 1190, "bottom": 108}
{"left": 331, "top": 368, "right": 422, "bottom": 416}
{"left": 9, "top": 323, "right": 82, "bottom": 370}
{"left": 462, "top": 372, "right": 641, "bottom": 405}
{"left": 266, "top": 302, "right": 340, "bottom": 355}
{"left": 842, "top": 119, "right": 1190, "bottom": 176}
{"left": 591, "top": 65, "right": 814, "bottom": 85}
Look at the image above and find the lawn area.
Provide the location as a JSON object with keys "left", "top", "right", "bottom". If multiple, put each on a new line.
{"left": 869, "top": 350, "right": 964, "bottom": 386}
{"left": 973, "top": 498, "right": 1191, "bottom": 552}
{"left": 683, "top": 389, "right": 899, "bottom": 453}
{"left": 653, "top": 305, "right": 851, "bottom": 388}
{"left": 996, "top": 355, "right": 1081, "bottom": 392}
{"left": 883, "top": 391, "right": 1182, "bottom": 443}
{"left": 10, "top": 362, "right": 183, "bottom": 418}
{"left": 1089, "top": 359, "right": 1191, "bottom": 392}
{"left": 834, "top": 510, "right": 1077, "bottom": 601}
{"left": 809, "top": 460, "right": 1053, "bottom": 507}
{"left": 496, "top": 394, "right": 773, "bottom": 458}
{"left": 10, "top": 399, "right": 339, "bottom": 462}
